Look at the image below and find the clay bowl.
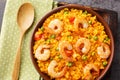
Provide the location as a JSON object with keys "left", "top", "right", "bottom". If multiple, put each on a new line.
{"left": 30, "top": 4, "right": 114, "bottom": 80}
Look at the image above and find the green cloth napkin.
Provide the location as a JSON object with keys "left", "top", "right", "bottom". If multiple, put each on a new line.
{"left": 0, "top": 0, "right": 53, "bottom": 80}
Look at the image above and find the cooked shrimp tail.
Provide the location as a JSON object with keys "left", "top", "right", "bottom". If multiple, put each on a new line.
{"left": 97, "top": 43, "right": 110, "bottom": 59}
{"left": 83, "top": 63, "right": 99, "bottom": 80}
{"left": 48, "top": 60, "right": 67, "bottom": 78}
{"left": 75, "top": 38, "right": 91, "bottom": 54}
{"left": 59, "top": 41, "right": 73, "bottom": 62}
{"left": 35, "top": 45, "right": 50, "bottom": 61}
{"left": 74, "top": 18, "right": 88, "bottom": 31}
{"left": 47, "top": 19, "right": 63, "bottom": 34}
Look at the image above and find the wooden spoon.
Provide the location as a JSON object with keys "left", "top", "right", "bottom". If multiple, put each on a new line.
{"left": 12, "top": 3, "right": 34, "bottom": 80}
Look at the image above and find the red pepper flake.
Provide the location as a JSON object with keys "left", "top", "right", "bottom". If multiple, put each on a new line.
{"left": 34, "top": 33, "right": 42, "bottom": 40}
{"left": 69, "top": 17, "right": 75, "bottom": 23}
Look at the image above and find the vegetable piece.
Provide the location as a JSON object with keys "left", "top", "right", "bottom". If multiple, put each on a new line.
{"left": 56, "top": 36, "right": 61, "bottom": 40}
{"left": 105, "top": 37, "right": 109, "bottom": 41}
{"left": 55, "top": 47, "right": 59, "bottom": 51}
{"left": 34, "top": 33, "right": 42, "bottom": 40}
{"left": 104, "top": 37, "right": 110, "bottom": 43}
{"left": 102, "top": 61, "right": 108, "bottom": 66}
{"left": 64, "top": 10, "right": 69, "bottom": 14}
{"left": 83, "top": 10, "right": 88, "bottom": 15}
{"left": 82, "top": 55, "right": 87, "bottom": 61}
{"left": 65, "top": 50, "right": 73, "bottom": 57}
{"left": 88, "top": 20, "right": 92, "bottom": 24}
{"left": 69, "top": 17, "right": 75, "bottom": 23}
{"left": 93, "top": 36, "right": 98, "bottom": 41}
{"left": 46, "top": 39, "right": 50, "bottom": 44}
{"left": 66, "top": 62, "right": 73, "bottom": 67}
{"left": 88, "top": 35, "right": 92, "bottom": 39}
{"left": 40, "top": 27, "right": 44, "bottom": 32}
{"left": 50, "top": 34, "right": 56, "bottom": 39}
{"left": 58, "top": 54, "right": 62, "bottom": 59}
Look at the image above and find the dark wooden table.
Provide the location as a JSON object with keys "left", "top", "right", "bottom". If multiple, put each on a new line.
{"left": 0, "top": 0, "right": 120, "bottom": 80}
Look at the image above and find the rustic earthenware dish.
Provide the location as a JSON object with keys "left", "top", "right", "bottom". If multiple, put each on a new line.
{"left": 30, "top": 4, "right": 114, "bottom": 80}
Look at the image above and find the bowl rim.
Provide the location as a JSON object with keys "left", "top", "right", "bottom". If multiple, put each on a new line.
{"left": 30, "top": 4, "right": 114, "bottom": 80}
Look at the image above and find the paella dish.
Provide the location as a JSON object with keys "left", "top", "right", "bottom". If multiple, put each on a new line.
{"left": 33, "top": 8, "right": 111, "bottom": 80}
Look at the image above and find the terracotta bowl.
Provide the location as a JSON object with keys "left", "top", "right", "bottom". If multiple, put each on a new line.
{"left": 30, "top": 4, "right": 114, "bottom": 80}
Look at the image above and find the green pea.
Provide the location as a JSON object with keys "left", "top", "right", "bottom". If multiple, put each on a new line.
{"left": 103, "top": 37, "right": 110, "bottom": 43}
{"left": 83, "top": 10, "right": 88, "bottom": 15}
{"left": 58, "top": 54, "right": 62, "bottom": 59}
{"left": 88, "top": 35, "right": 92, "bottom": 39}
{"left": 103, "top": 61, "right": 108, "bottom": 66}
{"left": 55, "top": 47, "right": 59, "bottom": 51}
{"left": 88, "top": 20, "right": 92, "bottom": 24}
{"left": 93, "top": 36, "right": 98, "bottom": 41}
{"left": 41, "top": 27, "right": 44, "bottom": 31}
{"left": 105, "top": 37, "right": 109, "bottom": 41}
{"left": 50, "top": 34, "right": 56, "bottom": 39}
{"left": 46, "top": 39, "right": 50, "bottom": 43}
{"left": 64, "top": 10, "right": 69, "bottom": 14}
{"left": 66, "top": 62, "right": 73, "bottom": 67}
{"left": 103, "top": 40, "right": 107, "bottom": 43}
{"left": 82, "top": 55, "right": 87, "bottom": 61}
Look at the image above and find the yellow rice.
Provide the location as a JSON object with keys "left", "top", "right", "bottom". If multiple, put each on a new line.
{"left": 33, "top": 8, "right": 110, "bottom": 80}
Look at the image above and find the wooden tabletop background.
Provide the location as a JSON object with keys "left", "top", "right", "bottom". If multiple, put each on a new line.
{"left": 0, "top": 0, "right": 120, "bottom": 80}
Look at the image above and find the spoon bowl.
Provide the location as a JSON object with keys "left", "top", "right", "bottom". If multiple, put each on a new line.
{"left": 17, "top": 3, "right": 34, "bottom": 32}
{"left": 12, "top": 3, "right": 34, "bottom": 80}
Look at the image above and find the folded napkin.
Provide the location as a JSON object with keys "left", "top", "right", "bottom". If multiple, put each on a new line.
{"left": 0, "top": 0, "right": 53, "bottom": 80}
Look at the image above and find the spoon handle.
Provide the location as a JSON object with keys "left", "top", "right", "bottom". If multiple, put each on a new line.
{"left": 12, "top": 32, "right": 24, "bottom": 80}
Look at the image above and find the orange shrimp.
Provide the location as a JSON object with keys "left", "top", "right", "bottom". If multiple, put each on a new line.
{"left": 75, "top": 38, "right": 91, "bottom": 54}
{"left": 97, "top": 43, "right": 110, "bottom": 58}
{"left": 35, "top": 44, "right": 50, "bottom": 61}
{"left": 48, "top": 60, "right": 67, "bottom": 78}
{"left": 47, "top": 19, "right": 63, "bottom": 34}
{"left": 59, "top": 41, "right": 73, "bottom": 62}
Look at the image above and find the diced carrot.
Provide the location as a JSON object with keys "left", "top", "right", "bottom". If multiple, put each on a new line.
{"left": 34, "top": 33, "right": 42, "bottom": 40}
{"left": 56, "top": 36, "right": 61, "bottom": 40}
{"left": 65, "top": 50, "right": 73, "bottom": 57}
{"left": 69, "top": 17, "right": 75, "bottom": 23}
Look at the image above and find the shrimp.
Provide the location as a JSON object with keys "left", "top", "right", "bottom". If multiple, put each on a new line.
{"left": 75, "top": 38, "right": 91, "bottom": 54}
{"left": 35, "top": 44, "right": 50, "bottom": 61}
{"left": 97, "top": 43, "right": 110, "bottom": 59}
{"left": 74, "top": 18, "right": 88, "bottom": 31}
{"left": 59, "top": 41, "right": 73, "bottom": 62}
{"left": 47, "top": 19, "right": 63, "bottom": 34}
{"left": 48, "top": 60, "right": 67, "bottom": 78}
{"left": 83, "top": 63, "right": 99, "bottom": 80}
